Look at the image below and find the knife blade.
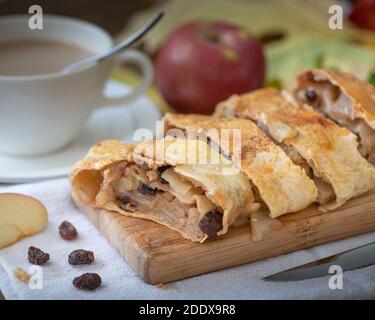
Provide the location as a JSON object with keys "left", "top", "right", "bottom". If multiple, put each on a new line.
{"left": 263, "top": 241, "right": 375, "bottom": 282}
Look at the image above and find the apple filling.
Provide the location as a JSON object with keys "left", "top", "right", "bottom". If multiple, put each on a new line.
{"left": 296, "top": 81, "right": 375, "bottom": 165}
{"left": 278, "top": 145, "right": 336, "bottom": 207}
{"left": 251, "top": 118, "right": 336, "bottom": 207}
{"left": 112, "top": 164, "right": 223, "bottom": 239}
{"left": 216, "top": 106, "right": 336, "bottom": 206}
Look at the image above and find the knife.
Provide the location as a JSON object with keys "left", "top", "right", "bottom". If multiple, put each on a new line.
{"left": 263, "top": 241, "right": 375, "bottom": 282}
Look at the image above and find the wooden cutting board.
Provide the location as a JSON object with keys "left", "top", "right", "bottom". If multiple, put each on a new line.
{"left": 76, "top": 189, "right": 375, "bottom": 284}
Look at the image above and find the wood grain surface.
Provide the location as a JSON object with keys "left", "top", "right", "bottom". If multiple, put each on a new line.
{"left": 75, "top": 189, "right": 375, "bottom": 284}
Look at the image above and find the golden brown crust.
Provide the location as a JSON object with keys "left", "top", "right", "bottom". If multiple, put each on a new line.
{"left": 215, "top": 88, "right": 375, "bottom": 210}
{"left": 295, "top": 69, "right": 375, "bottom": 128}
{"left": 70, "top": 140, "right": 132, "bottom": 206}
{"left": 164, "top": 113, "right": 317, "bottom": 218}
{"left": 70, "top": 137, "right": 254, "bottom": 242}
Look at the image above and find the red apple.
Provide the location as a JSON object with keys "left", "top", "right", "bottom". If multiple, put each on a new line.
{"left": 155, "top": 21, "right": 265, "bottom": 114}
{"left": 349, "top": 0, "right": 375, "bottom": 30}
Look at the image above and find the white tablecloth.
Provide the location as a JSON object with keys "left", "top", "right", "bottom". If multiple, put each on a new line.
{"left": 1, "top": 179, "right": 375, "bottom": 300}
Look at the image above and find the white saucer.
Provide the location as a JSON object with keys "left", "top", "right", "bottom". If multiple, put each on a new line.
{"left": 0, "top": 80, "right": 161, "bottom": 183}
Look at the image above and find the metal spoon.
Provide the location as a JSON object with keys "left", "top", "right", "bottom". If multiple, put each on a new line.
{"left": 61, "top": 12, "right": 164, "bottom": 74}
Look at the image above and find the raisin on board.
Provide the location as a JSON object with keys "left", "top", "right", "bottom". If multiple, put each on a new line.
{"left": 28, "top": 246, "right": 50, "bottom": 265}
{"left": 58, "top": 221, "right": 78, "bottom": 240}
{"left": 138, "top": 183, "right": 164, "bottom": 196}
{"left": 68, "top": 249, "right": 95, "bottom": 265}
{"left": 156, "top": 165, "right": 172, "bottom": 184}
{"left": 199, "top": 210, "right": 223, "bottom": 237}
{"left": 73, "top": 273, "right": 102, "bottom": 291}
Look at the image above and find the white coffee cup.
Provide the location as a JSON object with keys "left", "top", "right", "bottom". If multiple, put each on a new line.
{"left": 0, "top": 15, "right": 153, "bottom": 156}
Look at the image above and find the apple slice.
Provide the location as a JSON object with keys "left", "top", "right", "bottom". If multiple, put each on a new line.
{"left": 0, "top": 193, "right": 48, "bottom": 249}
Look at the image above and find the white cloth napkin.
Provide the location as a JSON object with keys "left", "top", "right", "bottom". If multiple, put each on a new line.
{"left": 1, "top": 178, "right": 375, "bottom": 300}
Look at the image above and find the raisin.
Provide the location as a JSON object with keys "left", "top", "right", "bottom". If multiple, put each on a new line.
{"left": 156, "top": 165, "right": 172, "bottom": 184}
{"left": 117, "top": 195, "right": 136, "bottom": 210}
{"left": 138, "top": 183, "right": 164, "bottom": 195}
{"left": 28, "top": 246, "right": 50, "bottom": 265}
{"left": 68, "top": 249, "right": 95, "bottom": 265}
{"left": 117, "top": 195, "right": 133, "bottom": 205}
{"left": 199, "top": 210, "right": 223, "bottom": 237}
{"left": 305, "top": 89, "right": 317, "bottom": 103}
{"left": 58, "top": 221, "right": 78, "bottom": 240}
{"left": 73, "top": 273, "right": 102, "bottom": 291}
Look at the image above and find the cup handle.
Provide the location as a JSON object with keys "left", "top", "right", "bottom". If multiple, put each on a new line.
{"left": 101, "top": 49, "right": 153, "bottom": 106}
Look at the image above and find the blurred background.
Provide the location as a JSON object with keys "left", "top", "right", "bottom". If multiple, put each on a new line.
{"left": 1, "top": 0, "right": 375, "bottom": 113}
{"left": 0, "top": 0, "right": 155, "bottom": 35}
{"left": 2, "top": 0, "right": 375, "bottom": 302}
